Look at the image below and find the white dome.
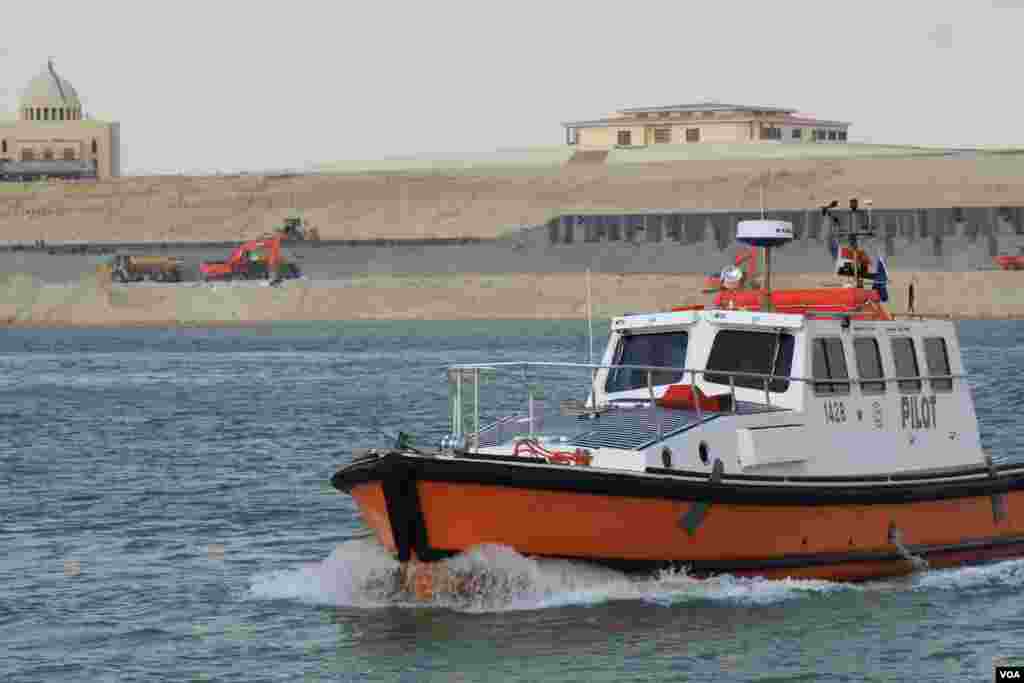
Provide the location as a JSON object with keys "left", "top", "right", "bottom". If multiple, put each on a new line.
{"left": 19, "top": 62, "right": 81, "bottom": 109}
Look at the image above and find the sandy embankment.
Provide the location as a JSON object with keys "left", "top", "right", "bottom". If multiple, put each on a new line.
{"left": 2, "top": 156, "right": 1024, "bottom": 244}
{"left": 2, "top": 270, "right": 1021, "bottom": 327}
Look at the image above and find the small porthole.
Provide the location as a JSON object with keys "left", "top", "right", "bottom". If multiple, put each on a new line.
{"left": 698, "top": 441, "right": 710, "bottom": 465}
{"left": 661, "top": 447, "right": 673, "bottom": 469}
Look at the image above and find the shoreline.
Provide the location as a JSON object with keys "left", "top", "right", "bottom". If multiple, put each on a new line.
{"left": 1, "top": 270, "right": 1021, "bottom": 327}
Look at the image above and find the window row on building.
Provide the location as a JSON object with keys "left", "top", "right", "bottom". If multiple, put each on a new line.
{"left": 601, "top": 125, "right": 847, "bottom": 147}
{"left": 1, "top": 139, "right": 100, "bottom": 162}
{"left": 20, "top": 148, "right": 78, "bottom": 161}
{"left": 23, "top": 107, "right": 82, "bottom": 122}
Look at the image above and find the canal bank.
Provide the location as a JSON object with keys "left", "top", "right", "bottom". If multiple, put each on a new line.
{"left": 2, "top": 270, "right": 1022, "bottom": 327}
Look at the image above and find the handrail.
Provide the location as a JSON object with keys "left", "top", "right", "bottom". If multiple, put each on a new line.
{"left": 445, "top": 361, "right": 967, "bottom": 445}
{"left": 447, "top": 361, "right": 966, "bottom": 385}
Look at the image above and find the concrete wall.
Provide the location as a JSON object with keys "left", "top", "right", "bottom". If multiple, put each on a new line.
{"left": 702, "top": 123, "right": 749, "bottom": 143}
{"left": 540, "top": 206, "right": 1024, "bottom": 273}
{"left": 5, "top": 206, "right": 1021, "bottom": 283}
{"left": 578, "top": 127, "right": 615, "bottom": 147}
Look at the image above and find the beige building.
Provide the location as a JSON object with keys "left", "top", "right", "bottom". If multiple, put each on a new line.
{"left": 563, "top": 102, "right": 850, "bottom": 148}
{"left": 0, "top": 60, "right": 120, "bottom": 180}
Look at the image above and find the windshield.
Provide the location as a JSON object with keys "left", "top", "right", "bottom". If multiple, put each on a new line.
{"left": 704, "top": 329, "right": 794, "bottom": 392}
{"left": 605, "top": 331, "right": 689, "bottom": 393}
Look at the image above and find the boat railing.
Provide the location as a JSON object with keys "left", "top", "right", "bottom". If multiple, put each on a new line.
{"left": 444, "top": 361, "right": 965, "bottom": 448}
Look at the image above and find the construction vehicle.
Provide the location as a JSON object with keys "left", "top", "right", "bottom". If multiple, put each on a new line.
{"left": 199, "top": 236, "right": 301, "bottom": 282}
{"left": 104, "top": 254, "right": 184, "bottom": 283}
{"left": 994, "top": 249, "right": 1024, "bottom": 270}
{"left": 267, "top": 215, "right": 320, "bottom": 241}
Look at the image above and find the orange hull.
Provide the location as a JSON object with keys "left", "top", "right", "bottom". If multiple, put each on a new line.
{"left": 336, "top": 455, "right": 1024, "bottom": 581}
{"left": 415, "top": 481, "right": 1021, "bottom": 563}
{"left": 351, "top": 482, "right": 396, "bottom": 552}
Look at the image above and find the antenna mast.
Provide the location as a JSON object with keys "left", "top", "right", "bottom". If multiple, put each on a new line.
{"left": 823, "top": 198, "right": 876, "bottom": 289}
{"left": 735, "top": 219, "right": 794, "bottom": 313}
{"left": 586, "top": 267, "right": 594, "bottom": 365}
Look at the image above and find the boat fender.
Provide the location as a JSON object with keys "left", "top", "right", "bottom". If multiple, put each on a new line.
{"left": 661, "top": 447, "right": 673, "bottom": 469}
{"left": 887, "top": 523, "right": 929, "bottom": 571}
{"left": 698, "top": 441, "right": 710, "bottom": 466}
{"left": 986, "top": 456, "right": 1008, "bottom": 524}
{"left": 679, "top": 459, "right": 724, "bottom": 536}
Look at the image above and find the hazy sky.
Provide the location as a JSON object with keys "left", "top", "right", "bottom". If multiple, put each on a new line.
{"left": 2, "top": 0, "right": 1022, "bottom": 174}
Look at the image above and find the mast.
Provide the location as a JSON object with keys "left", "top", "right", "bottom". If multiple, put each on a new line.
{"left": 735, "top": 219, "right": 794, "bottom": 312}
{"left": 824, "top": 197, "right": 876, "bottom": 290}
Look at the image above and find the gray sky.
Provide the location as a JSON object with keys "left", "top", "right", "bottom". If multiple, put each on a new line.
{"left": 2, "top": 0, "right": 1022, "bottom": 174}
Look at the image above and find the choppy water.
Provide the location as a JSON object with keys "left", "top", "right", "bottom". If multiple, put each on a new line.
{"left": 1, "top": 320, "right": 1023, "bottom": 682}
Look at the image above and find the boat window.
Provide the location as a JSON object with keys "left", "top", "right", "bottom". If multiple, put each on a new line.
{"left": 811, "top": 337, "right": 850, "bottom": 395}
{"left": 853, "top": 337, "right": 885, "bottom": 394}
{"left": 923, "top": 337, "right": 953, "bottom": 392}
{"left": 891, "top": 337, "right": 922, "bottom": 393}
{"left": 605, "top": 331, "right": 688, "bottom": 393}
{"left": 704, "top": 330, "right": 794, "bottom": 392}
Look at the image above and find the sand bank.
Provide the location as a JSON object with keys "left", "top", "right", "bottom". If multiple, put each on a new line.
{"left": 2, "top": 270, "right": 1021, "bottom": 327}
{"left": 2, "top": 155, "right": 1024, "bottom": 244}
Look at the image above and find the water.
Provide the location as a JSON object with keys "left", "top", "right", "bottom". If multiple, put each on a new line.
{"left": 1, "top": 319, "right": 1022, "bottom": 682}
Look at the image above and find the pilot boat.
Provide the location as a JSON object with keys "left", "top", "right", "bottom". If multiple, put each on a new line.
{"left": 331, "top": 201, "right": 1024, "bottom": 591}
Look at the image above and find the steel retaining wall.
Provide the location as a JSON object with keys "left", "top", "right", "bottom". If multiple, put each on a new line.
{"left": 0, "top": 207, "right": 1021, "bottom": 280}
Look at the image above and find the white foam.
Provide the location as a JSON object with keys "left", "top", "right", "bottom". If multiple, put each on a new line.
{"left": 247, "top": 540, "right": 859, "bottom": 613}
{"left": 635, "top": 569, "right": 860, "bottom": 608}
{"left": 247, "top": 537, "right": 399, "bottom": 608}
{"left": 909, "top": 558, "right": 1024, "bottom": 592}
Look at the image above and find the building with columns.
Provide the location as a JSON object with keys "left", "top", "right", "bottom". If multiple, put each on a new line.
{"left": 563, "top": 102, "right": 850, "bottom": 148}
{"left": 0, "top": 60, "right": 120, "bottom": 180}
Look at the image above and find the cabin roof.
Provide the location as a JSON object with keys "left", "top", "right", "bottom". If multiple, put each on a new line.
{"left": 612, "top": 308, "right": 805, "bottom": 333}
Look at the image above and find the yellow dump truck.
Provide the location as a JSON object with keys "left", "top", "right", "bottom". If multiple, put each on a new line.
{"left": 105, "top": 254, "right": 185, "bottom": 283}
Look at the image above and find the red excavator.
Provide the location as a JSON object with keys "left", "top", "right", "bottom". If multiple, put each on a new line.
{"left": 199, "top": 236, "right": 301, "bottom": 282}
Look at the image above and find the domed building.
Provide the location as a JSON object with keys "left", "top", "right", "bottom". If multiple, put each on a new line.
{"left": 0, "top": 59, "right": 120, "bottom": 180}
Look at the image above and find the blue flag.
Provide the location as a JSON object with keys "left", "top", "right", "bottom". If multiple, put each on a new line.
{"left": 873, "top": 255, "right": 889, "bottom": 302}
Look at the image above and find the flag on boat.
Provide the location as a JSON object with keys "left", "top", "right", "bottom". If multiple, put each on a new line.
{"left": 834, "top": 245, "right": 871, "bottom": 278}
{"left": 873, "top": 255, "right": 889, "bottom": 302}
{"left": 705, "top": 246, "right": 761, "bottom": 291}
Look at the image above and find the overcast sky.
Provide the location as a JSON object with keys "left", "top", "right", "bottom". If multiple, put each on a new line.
{"left": 2, "top": 0, "right": 1022, "bottom": 174}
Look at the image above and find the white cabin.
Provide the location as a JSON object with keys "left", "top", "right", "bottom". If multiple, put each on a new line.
{"left": 581, "top": 309, "right": 982, "bottom": 478}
